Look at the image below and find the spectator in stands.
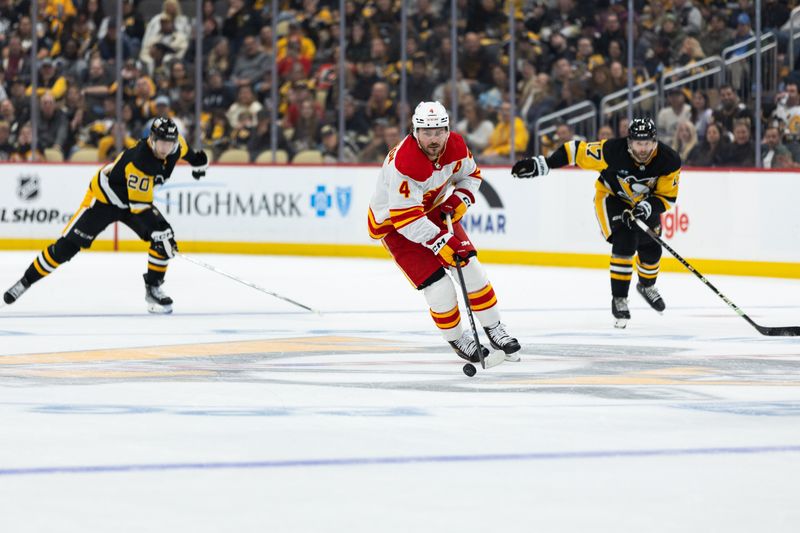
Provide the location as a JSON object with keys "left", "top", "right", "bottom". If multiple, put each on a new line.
{"left": 132, "top": 75, "right": 157, "bottom": 126}
{"left": 460, "top": 32, "right": 493, "bottom": 88}
{"left": 597, "top": 124, "right": 614, "bottom": 140}
{"left": 277, "top": 37, "right": 311, "bottom": 79}
{"left": 773, "top": 81, "right": 800, "bottom": 141}
{"left": 343, "top": 95, "right": 370, "bottom": 142}
{"left": 165, "top": 60, "right": 190, "bottom": 103}
{"left": 700, "top": 12, "right": 733, "bottom": 59}
{"left": 0, "top": 98, "right": 20, "bottom": 143}
{"left": 320, "top": 124, "right": 357, "bottom": 164}
{"left": 673, "top": 0, "right": 703, "bottom": 36}
{"left": 345, "top": 21, "right": 371, "bottom": 63}
{"left": 226, "top": 85, "right": 262, "bottom": 128}
{"left": 587, "top": 65, "right": 615, "bottom": 109}
{"left": 10, "top": 122, "right": 43, "bottom": 161}
{"left": 97, "top": 22, "right": 134, "bottom": 62}
{"left": 687, "top": 122, "right": 729, "bottom": 167}
{"left": 58, "top": 38, "right": 87, "bottom": 81}
{"left": 721, "top": 119, "right": 755, "bottom": 166}
{"left": 202, "top": 69, "right": 233, "bottom": 113}
{"left": 406, "top": 53, "right": 435, "bottom": 106}
{"left": 26, "top": 58, "right": 66, "bottom": 100}
{"left": 466, "top": 0, "right": 505, "bottom": 39}
{"left": 207, "top": 37, "right": 233, "bottom": 78}
{"left": 596, "top": 11, "right": 625, "bottom": 57}
{"left": 289, "top": 99, "right": 320, "bottom": 154}
{"left": 205, "top": 109, "right": 231, "bottom": 158}
{"left": 36, "top": 91, "right": 68, "bottom": 155}
{"left": 81, "top": 57, "right": 113, "bottom": 121}
{"left": 121, "top": 0, "right": 145, "bottom": 51}
{"left": 363, "top": 81, "right": 397, "bottom": 126}
{"left": 357, "top": 118, "right": 391, "bottom": 163}
{"left": 0, "top": 120, "right": 13, "bottom": 160}
{"left": 455, "top": 100, "right": 494, "bottom": 153}
{"left": 97, "top": 118, "right": 137, "bottom": 162}
{"left": 2, "top": 35, "right": 27, "bottom": 83}
{"left": 478, "top": 64, "right": 507, "bottom": 112}
{"left": 606, "top": 39, "right": 626, "bottom": 67}
{"left": 277, "top": 22, "right": 316, "bottom": 68}
{"left": 140, "top": 15, "right": 188, "bottom": 75}
{"left": 670, "top": 119, "right": 698, "bottom": 161}
{"left": 762, "top": 125, "right": 786, "bottom": 168}
{"left": 247, "top": 109, "right": 291, "bottom": 162}
{"left": 657, "top": 88, "right": 692, "bottom": 139}
{"left": 714, "top": 84, "right": 753, "bottom": 137}
{"left": 573, "top": 37, "right": 604, "bottom": 82}
{"left": 63, "top": 85, "right": 86, "bottom": 155}
{"left": 143, "top": 0, "right": 191, "bottom": 50}
{"left": 675, "top": 36, "right": 706, "bottom": 69}
{"left": 481, "top": 101, "right": 529, "bottom": 163}
{"left": 229, "top": 110, "right": 254, "bottom": 149}
{"left": 233, "top": 35, "right": 271, "bottom": 88}
{"left": 222, "top": 0, "right": 261, "bottom": 54}
{"left": 690, "top": 89, "right": 713, "bottom": 139}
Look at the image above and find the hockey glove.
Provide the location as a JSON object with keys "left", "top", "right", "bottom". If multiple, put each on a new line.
{"left": 511, "top": 155, "right": 549, "bottom": 179}
{"left": 191, "top": 150, "right": 209, "bottom": 180}
{"left": 151, "top": 228, "right": 178, "bottom": 258}
{"left": 621, "top": 200, "right": 653, "bottom": 229}
{"left": 439, "top": 189, "right": 474, "bottom": 224}
{"left": 425, "top": 230, "right": 471, "bottom": 267}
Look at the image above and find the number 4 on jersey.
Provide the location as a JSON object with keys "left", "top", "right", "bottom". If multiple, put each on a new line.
{"left": 399, "top": 180, "right": 410, "bottom": 198}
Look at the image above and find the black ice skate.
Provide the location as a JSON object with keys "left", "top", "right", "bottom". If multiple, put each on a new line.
{"left": 484, "top": 322, "right": 521, "bottom": 362}
{"left": 612, "top": 297, "right": 630, "bottom": 329}
{"left": 145, "top": 277, "right": 173, "bottom": 314}
{"left": 449, "top": 332, "right": 489, "bottom": 363}
{"left": 637, "top": 283, "right": 666, "bottom": 313}
{"left": 3, "top": 278, "right": 30, "bottom": 305}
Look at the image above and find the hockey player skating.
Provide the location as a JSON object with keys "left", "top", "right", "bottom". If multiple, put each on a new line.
{"left": 3, "top": 117, "right": 208, "bottom": 314}
{"left": 511, "top": 117, "right": 681, "bottom": 328}
{"left": 368, "top": 101, "right": 521, "bottom": 363}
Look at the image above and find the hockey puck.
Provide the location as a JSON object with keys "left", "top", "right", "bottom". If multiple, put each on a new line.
{"left": 462, "top": 363, "right": 477, "bottom": 377}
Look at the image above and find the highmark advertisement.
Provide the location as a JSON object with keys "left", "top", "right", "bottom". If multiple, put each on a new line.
{"left": 0, "top": 163, "right": 798, "bottom": 276}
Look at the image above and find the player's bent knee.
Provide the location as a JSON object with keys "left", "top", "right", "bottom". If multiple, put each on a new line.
{"left": 422, "top": 273, "right": 457, "bottom": 309}
{"left": 52, "top": 237, "right": 81, "bottom": 262}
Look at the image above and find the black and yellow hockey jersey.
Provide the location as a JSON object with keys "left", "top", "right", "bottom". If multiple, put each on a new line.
{"left": 88, "top": 135, "right": 205, "bottom": 213}
{"left": 547, "top": 137, "right": 681, "bottom": 214}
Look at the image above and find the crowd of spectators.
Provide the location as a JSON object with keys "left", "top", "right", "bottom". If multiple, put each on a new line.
{"left": 0, "top": 0, "right": 799, "bottom": 168}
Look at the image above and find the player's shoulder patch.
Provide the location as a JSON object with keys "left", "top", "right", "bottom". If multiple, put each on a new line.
{"left": 394, "top": 135, "right": 434, "bottom": 182}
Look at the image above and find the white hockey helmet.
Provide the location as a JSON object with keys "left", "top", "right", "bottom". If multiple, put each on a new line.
{"left": 412, "top": 101, "right": 450, "bottom": 138}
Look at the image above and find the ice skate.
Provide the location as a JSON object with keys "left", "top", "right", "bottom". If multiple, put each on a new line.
{"left": 612, "top": 297, "right": 630, "bottom": 329}
{"left": 449, "top": 332, "right": 489, "bottom": 363}
{"left": 484, "top": 322, "right": 521, "bottom": 362}
{"left": 145, "top": 278, "right": 173, "bottom": 314}
{"left": 637, "top": 283, "right": 666, "bottom": 313}
{"left": 3, "top": 278, "right": 30, "bottom": 305}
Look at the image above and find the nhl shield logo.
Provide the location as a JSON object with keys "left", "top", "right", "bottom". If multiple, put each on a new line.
{"left": 17, "top": 174, "right": 40, "bottom": 201}
{"left": 335, "top": 187, "right": 352, "bottom": 216}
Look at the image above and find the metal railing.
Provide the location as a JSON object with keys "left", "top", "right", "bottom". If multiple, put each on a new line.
{"left": 533, "top": 101, "right": 597, "bottom": 155}
{"left": 599, "top": 79, "right": 658, "bottom": 129}
{"left": 721, "top": 32, "right": 778, "bottom": 104}
{"left": 660, "top": 56, "right": 724, "bottom": 108}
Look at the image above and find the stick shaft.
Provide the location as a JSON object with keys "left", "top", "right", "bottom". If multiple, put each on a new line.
{"left": 446, "top": 215, "right": 486, "bottom": 368}
{"left": 634, "top": 219, "right": 799, "bottom": 336}
{"left": 177, "top": 253, "right": 319, "bottom": 314}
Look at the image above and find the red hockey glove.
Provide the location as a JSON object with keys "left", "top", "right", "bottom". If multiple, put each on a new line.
{"left": 425, "top": 229, "right": 472, "bottom": 267}
{"left": 439, "top": 189, "right": 474, "bottom": 224}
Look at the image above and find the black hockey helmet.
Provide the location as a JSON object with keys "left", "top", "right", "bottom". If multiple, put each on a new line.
{"left": 150, "top": 116, "right": 179, "bottom": 142}
{"left": 628, "top": 117, "right": 657, "bottom": 141}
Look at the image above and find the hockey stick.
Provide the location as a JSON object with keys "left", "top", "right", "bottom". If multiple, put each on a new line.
{"left": 634, "top": 219, "right": 799, "bottom": 336}
{"left": 445, "top": 215, "right": 505, "bottom": 369}
{"left": 177, "top": 253, "right": 320, "bottom": 314}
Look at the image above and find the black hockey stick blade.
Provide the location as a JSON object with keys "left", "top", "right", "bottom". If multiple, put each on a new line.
{"left": 752, "top": 323, "right": 800, "bottom": 337}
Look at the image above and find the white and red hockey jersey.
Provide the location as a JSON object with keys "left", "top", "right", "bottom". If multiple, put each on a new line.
{"left": 367, "top": 132, "right": 482, "bottom": 244}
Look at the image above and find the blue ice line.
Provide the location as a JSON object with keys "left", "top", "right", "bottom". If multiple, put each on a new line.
{"left": 2, "top": 445, "right": 799, "bottom": 477}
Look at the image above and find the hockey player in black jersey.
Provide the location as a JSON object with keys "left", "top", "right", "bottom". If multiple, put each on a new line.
{"left": 3, "top": 117, "right": 209, "bottom": 314}
{"left": 511, "top": 117, "right": 681, "bottom": 328}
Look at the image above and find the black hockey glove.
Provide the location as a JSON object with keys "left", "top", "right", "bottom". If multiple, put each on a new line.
{"left": 511, "top": 155, "right": 549, "bottom": 179}
{"left": 151, "top": 228, "right": 178, "bottom": 258}
{"left": 621, "top": 200, "right": 653, "bottom": 229}
{"left": 191, "top": 150, "right": 209, "bottom": 180}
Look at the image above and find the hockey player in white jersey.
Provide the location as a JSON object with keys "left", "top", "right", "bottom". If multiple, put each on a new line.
{"left": 367, "top": 101, "right": 520, "bottom": 363}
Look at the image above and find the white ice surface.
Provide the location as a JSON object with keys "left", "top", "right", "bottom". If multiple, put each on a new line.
{"left": 1, "top": 251, "right": 799, "bottom": 532}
